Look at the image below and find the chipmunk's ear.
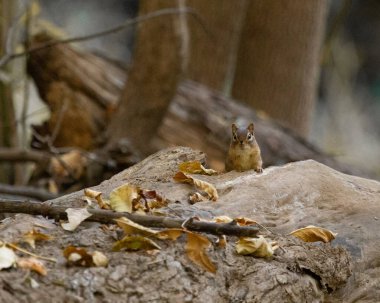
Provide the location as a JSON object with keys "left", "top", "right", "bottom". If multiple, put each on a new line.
{"left": 247, "top": 123, "right": 254, "bottom": 132}
{"left": 232, "top": 123, "right": 238, "bottom": 133}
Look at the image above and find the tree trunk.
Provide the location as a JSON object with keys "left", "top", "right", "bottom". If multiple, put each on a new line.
{"left": 186, "top": 0, "right": 248, "bottom": 93}
{"left": 106, "top": 0, "right": 183, "bottom": 155}
{"left": 0, "top": 0, "right": 17, "bottom": 183}
{"left": 232, "top": 0, "right": 328, "bottom": 137}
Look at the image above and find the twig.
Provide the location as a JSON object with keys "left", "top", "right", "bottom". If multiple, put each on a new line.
{"left": 0, "top": 183, "right": 58, "bottom": 201}
{"left": 0, "top": 199, "right": 259, "bottom": 237}
{"left": 0, "top": 148, "right": 50, "bottom": 164}
{"left": 0, "top": 7, "right": 208, "bottom": 68}
{"left": 6, "top": 242, "right": 57, "bottom": 263}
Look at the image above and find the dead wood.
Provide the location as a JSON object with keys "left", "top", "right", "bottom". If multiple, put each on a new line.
{"left": 0, "top": 184, "right": 57, "bottom": 201}
{"left": 27, "top": 33, "right": 370, "bottom": 178}
{"left": 0, "top": 199, "right": 259, "bottom": 237}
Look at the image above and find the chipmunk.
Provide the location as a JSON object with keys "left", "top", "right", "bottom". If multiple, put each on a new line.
{"left": 225, "top": 123, "right": 263, "bottom": 173}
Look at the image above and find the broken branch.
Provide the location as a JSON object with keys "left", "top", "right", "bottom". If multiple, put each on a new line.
{"left": 0, "top": 199, "right": 259, "bottom": 237}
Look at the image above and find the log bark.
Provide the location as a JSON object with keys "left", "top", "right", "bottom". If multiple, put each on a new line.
{"left": 27, "top": 34, "right": 371, "bottom": 178}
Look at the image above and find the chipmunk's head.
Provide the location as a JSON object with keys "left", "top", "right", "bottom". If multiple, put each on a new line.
{"left": 231, "top": 123, "right": 256, "bottom": 148}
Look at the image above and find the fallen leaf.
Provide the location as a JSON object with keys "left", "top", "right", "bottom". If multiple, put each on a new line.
{"left": 236, "top": 236, "right": 278, "bottom": 258}
{"left": 114, "top": 217, "right": 158, "bottom": 237}
{"left": 61, "top": 208, "right": 92, "bottom": 231}
{"left": 189, "top": 192, "right": 207, "bottom": 204}
{"left": 113, "top": 235, "right": 161, "bottom": 251}
{"left": 186, "top": 232, "right": 216, "bottom": 273}
{"left": 235, "top": 217, "right": 258, "bottom": 226}
{"left": 289, "top": 225, "right": 337, "bottom": 243}
{"left": 84, "top": 188, "right": 110, "bottom": 209}
{"left": 49, "top": 150, "right": 86, "bottom": 180}
{"left": 17, "top": 257, "right": 47, "bottom": 276}
{"left": 0, "top": 245, "right": 17, "bottom": 270}
{"left": 109, "top": 184, "right": 140, "bottom": 213}
{"left": 156, "top": 228, "right": 184, "bottom": 240}
{"left": 63, "top": 246, "right": 94, "bottom": 267}
{"left": 213, "top": 216, "right": 233, "bottom": 223}
{"left": 140, "top": 190, "right": 168, "bottom": 210}
{"left": 92, "top": 251, "right": 109, "bottom": 267}
{"left": 174, "top": 172, "right": 218, "bottom": 201}
{"left": 22, "top": 229, "right": 53, "bottom": 249}
{"left": 216, "top": 235, "right": 227, "bottom": 248}
{"left": 179, "top": 161, "right": 218, "bottom": 175}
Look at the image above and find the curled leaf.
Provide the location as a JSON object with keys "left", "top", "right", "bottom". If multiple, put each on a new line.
{"left": 213, "top": 216, "right": 233, "bottom": 223}
{"left": 113, "top": 235, "right": 161, "bottom": 251}
{"left": 186, "top": 232, "right": 216, "bottom": 273}
{"left": 289, "top": 225, "right": 337, "bottom": 243}
{"left": 84, "top": 188, "right": 110, "bottom": 209}
{"left": 236, "top": 236, "right": 278, "bottom": 258}
{"left": 174, "top": 172, "right": 218, "bottom": 201}
{"left": 61, "top": 208, "right": 92, "bottom": 231}
{"left": 189, "top": 192, "right": 207, "bottom": 204}
{"left": 114, "top": 217, "right": 158, "bottom": 237}
{"left": 17, "top": 257, "right": 47, "bottom": 276}
{"left": 109, "top": 184, "right": 139, "bottom": 213}
{"left": 22, "top": 229, "right": 53, "bottom": 249}
{"left": 179, "top": 161, "right": 218, "bottom": 175}
{"left": 235, "top": 217, "right": 258, "bottom": 226}
{"left": 0, "top": 245, "right": 17, "bottom": 270}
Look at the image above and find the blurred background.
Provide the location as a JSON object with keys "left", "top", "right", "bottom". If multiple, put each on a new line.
{"left": 0, "top": 0, "right": 379, "bottom": 199}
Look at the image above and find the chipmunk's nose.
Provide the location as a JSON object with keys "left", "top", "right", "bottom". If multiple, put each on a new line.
{"left": 239, "top": 140, "right": 243, "bottom": 145}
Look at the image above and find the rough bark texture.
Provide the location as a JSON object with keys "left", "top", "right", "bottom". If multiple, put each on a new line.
{"left": 106, "top": 0, "right": 182, "bottom": 154}
{"left": 2, "top": 146, "right": 379, "bottom": 302}
{"left": 232, "top": 0, "right": 328, "bottom": 137}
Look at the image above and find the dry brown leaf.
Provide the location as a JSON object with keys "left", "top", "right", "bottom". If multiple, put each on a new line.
{"left": 92, "top": 251, "right": 109, "bottom": 267}
{"left": 179, "top": 161, "right": 218, "bottom": 175}
{"left": 84, "top": 188, "right": 110, "bottom": 209}
{"left": 112, "top": 235, "right": 161, "bottom": 251}
{"left": 61, "top": 208, "right": 92, "bottom": 231}
{"left": 0, "top": 245, "right": 17, "bottom": 270}
{"left": 63, "top": 246, "right": 94, "bottom": 267}
{"left": 186, "top": 232, "right": 216, "bottom": 273}
{"left": 174, "top": 172, "right": 218, "bottom": 201}
{"left": 289, "top": 225, "right": 337, "bottom": 243}
{"left": 49, "top": 150, "right": 86, "bottom": 180}
{"left": 216, "top": 235, "right": 227, "bottom": 248}
{"left": 22, "top": 229, "right": 53, "bottom": 249}
{"left": 63, "top": 246, "right": 106, "bottom": 267}
{"left": 114, "top": 217, "right": 158, "bottom": 237}
{"left": 17, "top": 257, "right": 47, "bottom": 276}
{"left": 235, "top": 217, "right": 258, "bottom": 226}
{"left": 236, "top": 236, "right": 278, "bottom": 258}
{"left": 213, "top": 216, "right": 233, "bottom": 223}
{"left": 188, "top": 192, "right": 207, "bottom": 204}
{"left": 109, "top": 184, "right": 140, "bottom": 213}
{"left": 156, "top": 228, "right": 184, "bottom": 240}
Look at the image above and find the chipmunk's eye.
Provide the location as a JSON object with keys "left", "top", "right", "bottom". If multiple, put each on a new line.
{"left": 247, "top": 133, "right": 252, "bottom": 140}
{"left": 233, "top": 134, "right": 238, "bottom": 141}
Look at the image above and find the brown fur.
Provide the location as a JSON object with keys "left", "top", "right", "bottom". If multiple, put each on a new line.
{"left": 225, "top": 123, "right": 263, "bottom": 172}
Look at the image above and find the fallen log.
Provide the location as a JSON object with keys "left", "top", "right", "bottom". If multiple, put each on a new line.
{"left": 26, "top": 33, "right": 370, "bottom": 178}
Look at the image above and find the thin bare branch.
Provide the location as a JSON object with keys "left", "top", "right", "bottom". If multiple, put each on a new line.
{"left": 0, "top": 7, "right": 209, "bottom": 68}
{"left": 0, "top": 199, "right": 260, "bottom": 237}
